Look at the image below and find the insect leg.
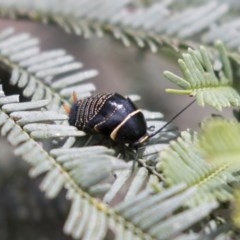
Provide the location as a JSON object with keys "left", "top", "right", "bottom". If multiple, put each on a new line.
{"left": 131, "top": 145, "right": 139, "bottom": 173}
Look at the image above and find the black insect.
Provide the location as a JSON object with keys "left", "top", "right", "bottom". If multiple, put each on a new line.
{"left": 65, "top": 92, "right": 195, "bottom": 147}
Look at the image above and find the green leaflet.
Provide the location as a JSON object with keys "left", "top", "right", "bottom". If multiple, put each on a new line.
{"left": 232, "top": 189, "right": 240, "bottom": 229}
{"left": 199, "top": 118, "right": 240, "bottom": 171}
{"left": 165, "top": 42, "right": 240, "bottom": 111}
{"left": 199, "top": 119, "right": 240, "bottom": 232}
{"left": 158, "top": 124, "right": 240, "bottom": 206}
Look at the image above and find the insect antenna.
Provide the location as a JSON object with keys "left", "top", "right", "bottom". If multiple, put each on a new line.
{"left": 146, "top": 98, "right": 196, "bottom": 141}
{"left": 131, "top": 98, "right": 196, "bottom": 173}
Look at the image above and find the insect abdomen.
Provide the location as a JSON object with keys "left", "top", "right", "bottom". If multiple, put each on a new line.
{"left": 69, "top": 93, "right": 113, "bottom": 132}
{"left": 69, "top": 93, "right": 147, "bottom": 144}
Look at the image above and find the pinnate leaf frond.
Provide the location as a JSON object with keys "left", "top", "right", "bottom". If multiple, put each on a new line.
{"left": 0, "top": 2, "right": 238, "bottom": 239}
{"left": 0, "top": 27, "right": 180, "bottom": 203}
{"left": 0, "top": 84, "right": 137, "bottom": 239}
{"left": 232, "top": 189, "right": 240, "bottom": 229}
{"left": 164, "top": 42, "right": 240, "bottom": 110}
{"left": 0, "top": 28, "right": 97, "bottom": 111}
{"left": 0, "top": 0, "right": 231, "bottom": 54}
{"left": 0, "top": 81, "right": 218, "bottom": 239}
{"left": 158, "top": 126, "right": 240, "bottom": 206}
{"left": 199, "top": 118, "right": 240, "bottom": 171}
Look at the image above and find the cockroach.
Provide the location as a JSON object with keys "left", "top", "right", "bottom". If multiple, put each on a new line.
{"left": 64, "top": 92, "right": 195, "bottom": 148}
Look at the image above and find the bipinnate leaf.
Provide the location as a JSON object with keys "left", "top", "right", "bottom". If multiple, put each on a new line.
{"left": 165, "top": 42, "right": 240, "bottom": 111}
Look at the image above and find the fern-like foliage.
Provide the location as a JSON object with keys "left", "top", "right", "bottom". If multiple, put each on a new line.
{"left": 232, "top": 189, "right": 240, "bottom": 229}
{"left": 0, "top": 1, "right": 240, "bottom": 238}
{"left": 0, "top": 27, "right": 179, "bottom": 195}
{"left": 0, "top": 0, "right": 233, "bottom": 54}
{"left": 0, "top": 83, "right": 219, "bottom": 239}
{"left": 0, "top": 0, "right": 239, "bottom": 65}
{"left": 199, "top": 118, "right": 240, "bottom": 170}
{"left": 0, "top": 26, "right": 227, "bottom": 239}
{"left": 158, "top": 117, "right": 240, "bottom": 207}
{"left": 157, "top": 130, "right": 234, "bottom": 206}
{"left": 164, "top": 41, "right": 240, "bottom": 110}
{"left": 0, "top": 28, "right": 97, "bottom": 111}
{"left": 0, "top": 27, "right": 179, "bottom": 188}
{"left": 202, "top": 16, "right": 240, "bottom": 51}
{"left": 0, "top": 28, "right": 209, "bottom": 239}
